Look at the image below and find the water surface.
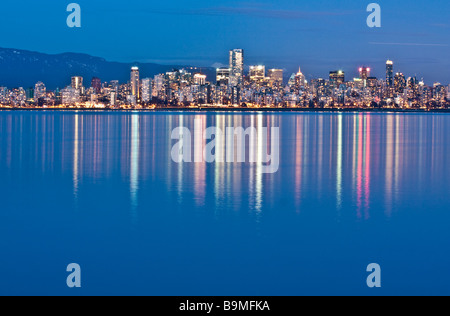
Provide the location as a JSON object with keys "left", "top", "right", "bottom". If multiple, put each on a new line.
{"left": 0, "top": 111, "right": 449, "bottom": 295}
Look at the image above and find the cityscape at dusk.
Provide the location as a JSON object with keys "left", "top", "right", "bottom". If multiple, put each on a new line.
{"left": 1, "top": 0, "right": 450, "bottom": 300}
{"left": 1, "top": 48, "right": 449, "bottom": 110}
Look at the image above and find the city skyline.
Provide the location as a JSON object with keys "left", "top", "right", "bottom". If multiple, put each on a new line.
{"left": 0, "top": 0, "right": 449, "bottom": 83}
{"left": 0, "top": 47, "right": 448, "bottom": 110}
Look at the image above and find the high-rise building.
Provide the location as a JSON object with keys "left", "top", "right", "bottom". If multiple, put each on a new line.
{"left": 153, "top": 74, "right": 165, "bottom": 98}
{"left": 131, "top": 67, "right": 140, "bottom": 99}
{"left": 268, "top": 69, "right": 283, "bottom": 86}
{"left": 194, "top": 74, "right": 207, "bottom": 86}
{"left": 294, "top": 68, "right": 306, "bottom": 88}
{"left": 394, "top": 73, "right": 406, "bottom": 93}
{"left": 34, "top": 81, "right": 46, "bottom": 100}
{"left": 249, "top": 65, "right": 265, "bottom": 82}
{"left": 71, "top": 76, "right": 83, "bottom": 90}
{"left": 141, "top": 78, "right": 152, "bottom": 103}
{"left": 329, "top": 71, "right": 345, "bottom": 88}
{"left": 61, "top": 86, "right": 81, "bottom": 105}
{"left": 229, "top": 49, "right": 244, "bottom": 88}
{"left": 91, "top": 77, "right": 102, "bottom": 94}
{"left": 216, "top": 68, "right": 230, "bottom": 86}
{"left": 359, "top": 67, "right": 371, "bottom": 81}
{"left": 386, "top": 60, "right": 394, "bottom": 87}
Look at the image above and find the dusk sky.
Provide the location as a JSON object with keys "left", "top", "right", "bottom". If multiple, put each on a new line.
{"left": 1, "top": 0, "right": 449, "bottom": 84}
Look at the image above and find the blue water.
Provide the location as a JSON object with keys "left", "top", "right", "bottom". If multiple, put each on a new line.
{"left": 1, "top": 111, "right": 450, "bottom": 296}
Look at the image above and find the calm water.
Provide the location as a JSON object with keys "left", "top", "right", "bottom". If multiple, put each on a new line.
{"left": 1, "top": 111, "right": 450, "bottom": 295}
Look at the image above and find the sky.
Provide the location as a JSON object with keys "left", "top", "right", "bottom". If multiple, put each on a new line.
{"left": 1, "top": 0, "right": 449, "bottom": 84}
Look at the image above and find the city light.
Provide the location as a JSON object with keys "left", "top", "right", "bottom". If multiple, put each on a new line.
{"left": 0, "top": 49, "right": 448, "bottom": 110}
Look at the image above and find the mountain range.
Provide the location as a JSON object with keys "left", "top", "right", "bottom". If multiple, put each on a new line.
{"left": 0, "top": 47, "right": 215, "bottom": 90}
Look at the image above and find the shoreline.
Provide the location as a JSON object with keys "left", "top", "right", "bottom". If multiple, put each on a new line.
{"left": 1, "top": 106, "right": 450, "bottom": 114}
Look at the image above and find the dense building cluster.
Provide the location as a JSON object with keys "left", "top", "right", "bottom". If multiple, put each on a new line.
{"left": 0, "top": 49, "right": 449, "bottom": 109}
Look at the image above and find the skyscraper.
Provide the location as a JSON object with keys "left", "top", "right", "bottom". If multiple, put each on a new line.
{"left": 329, "top": 71, "right": 345, "bottom": 88}
{"left": 91, "top": 77, "right": 102, "bottom": 94}
{"left": 229, "top": 49, "right": 244, "bottom": 88}
{"left": 216, "top": 68, "right": 230, "bottom": 86}
{"left": 394, "top": 73, "right": 406, "bottom": 94}
{"left": 34, "top": 81, "right": 46, "bottom": 100}
{"left": 386, "top": 60, "right": 394, "bottom": 87}
{"left": 71, "top": 76, "right": 83, "bottom": 90}
{"left": 249, "top": 65, "right": 265, "bottom": 82}
{"left": 131, "top": 67, "right": 140, "bottom": 100}
{"left": 194, "top": 74, "right": 207, "bottom": 86}
{"left": 268, "top": 69, "right": 283, "bottom": 86}
{"left": 141, "top": 78, "right": 152, "bottom": 103}
{"left": 294, "top": 68, "right": 306, "bottom": 88}
{"left": 359, "top": 67, "right": 370, "bottom": 81}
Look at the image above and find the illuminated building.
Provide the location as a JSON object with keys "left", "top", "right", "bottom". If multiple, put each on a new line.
{"left": 329, "top": 71, "right": 345, "bottom": 88}
{"left": 394, "top": 73, "right": 406, "bottom": 93}
{"left": 71, "top": 76, "right": 83, "bottom": 90}
{"left": 110, "top": 80, "right": 119, "bottom": 93}
{"left": 249, "top": 65, "right": 265, "bottom": 82}
{"left": 229, "top": 49, "right": 244, "bottom": 88}
{"left": 34, "top": 81, "right": 46, "bottom": 100}
{"left": 216, "top": 68, "right": 230, "bottom": 86}
{"left": 153, "top": 74, "right": 165, "bottom": 99}
{"left": 131, "top": 67, "right": 140, "bottom": 100}
{"left": 359, "top": 67, "right": 371, "bottom": 81}
{"left": 433, "top": 83, "right": 446, "bottom": 104}
{"left": 141, "top": 78, "right": 152, "bottom": 103}
{"left": 386, "top": 60, "right": 394, "bottom": 87}
{"left": 61, "top": 86, "right": 81, "bottom": 105}
{"left": 407, "top": 77, "right": 419, "bottom": 100}
{"left": 91, "top": 77, "right": 102, "bottom": 94}
{"left": 194, "top": 73, "right": 207, "bottom": 86}
{"left": 268, "top": 69, "right": 283, "bottom": 86}
{"left": 294, "top": 68, "right": 306, "bottom": 88}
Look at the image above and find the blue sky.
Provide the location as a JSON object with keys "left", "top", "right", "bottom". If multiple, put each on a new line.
{"left": 1, "top": 0, "right": 449, "bottom": 83}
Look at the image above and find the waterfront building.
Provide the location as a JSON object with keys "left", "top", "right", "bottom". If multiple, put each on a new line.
{"left": 229, "top": 49, "right": 244, "bottom": 88}
{"left": 34, "top": 81, "right": 46, "bottom": 100}
{"left": 268, "top": 69, "right": 283, "bottom": 86}
{"left": 131, "top": 67, "right": 140, "bottom": 100}
{"left": 216, "top": 68, "right": 230, "bottom": 86}
{"left": 141, "top": 78, "right": 152, "bottom": 103}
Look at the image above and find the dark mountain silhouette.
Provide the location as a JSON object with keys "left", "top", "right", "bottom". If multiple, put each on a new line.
{"left": 0, "top": 47, "right": 215, "bottom": 89}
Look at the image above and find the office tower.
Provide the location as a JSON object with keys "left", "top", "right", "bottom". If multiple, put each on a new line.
{"left": 294, "top": 68, "right": 306, "bottom": 88}
{"left": 131, "top": 67, "right": 140, "bottom": 99}
{"left": 249, "top": 65, "right": 265, "bottom": 82}
{"left": 26, "top": 88, "right": 34, "bottom": 101}
{"left": 407, "top": 76, "right": 419, "bottom": 99}
{"left": 71, "top": 76, "right": 83, "bottom": 90}
{"left": 34, "top": 81, "right": 46, "bottom": 100}
{"left": 61, "top": 86, "right": 81, "bottom": 105}
{"left": 91, "top": 77, "right": 102, "bottom": 94}
{"left": 386, "top": 60, "right": 394, "bottom": 87}
{"left": 194, "top": 74, "right": 207, "bottom": 86}
{"left": 329, "top": 71, "right": 345, "bottom": 88}
{"left": 394, "top": 73, "right": 406, "bottom": 93}
{"left": 216, "top": 68, "right": 230, "bottom": 86}
{"left": 359, "top": 67, "right": 370, "bottom": 81}
{"left": 141, "top": 78, "right": 152, "bottom": 103}
{"left": 433, "top": 83, "right": 446, "bottom": 103}
{"left": 268, "top": 69, "right": 284, "bottom": 86}
{"left": 153, "top": 74, "right": 165, "bottom": 98}
{"left": 229, "top": 49, "right": 244, "bottom": 87}
{"left": 367, "top": 77, "right": 378, "bottom": 89}
{"left": 109, "top": 80, "right": 119, "bottom": 93}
